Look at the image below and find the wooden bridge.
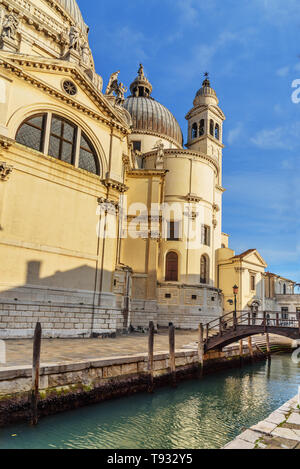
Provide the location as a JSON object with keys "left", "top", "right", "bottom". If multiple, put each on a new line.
{"left": 204, "top": 311, "right": 300, "bottom": 352}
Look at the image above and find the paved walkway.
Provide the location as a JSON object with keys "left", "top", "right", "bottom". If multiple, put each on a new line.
{"left": 0, "top": 330, "right": 199, "bottom": 368}
{"left": 0, "top": 331, "right": 294, "bottom": 369}
{"left": 224, "top": 395, "right": 300, "bottom": 449}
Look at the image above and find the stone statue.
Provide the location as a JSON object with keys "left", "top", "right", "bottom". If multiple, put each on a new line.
{"left": 81, "top": 42, "right": 90, "bottom": 66}
{"left": 105, "top": 71, "right": 120, "bottom": 96}
{"left": 116, "top": 82, "right": 127, "bottom": 105}
{"left": 153, "top": 140, "right": 165, "bottom": 169}
{"left": 138, "top": 63, "right": 144, "bottom": 77}
{"left": 69, "top": 26, "right": 80, "bottom": 51}
{"left": 1, "top": 14, "right": 19, "bottom": 40}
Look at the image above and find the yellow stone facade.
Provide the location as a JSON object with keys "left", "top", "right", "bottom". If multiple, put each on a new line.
{"left": 0, "top": 0, "right": 298, "bottom": 338}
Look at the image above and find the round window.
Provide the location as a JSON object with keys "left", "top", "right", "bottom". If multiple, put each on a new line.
{"left": 62, "top": 80, "right": 77, "bottom": 96}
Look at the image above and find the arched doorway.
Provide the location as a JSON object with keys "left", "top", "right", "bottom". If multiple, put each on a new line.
{"left": 166, "top": 252, "right": 178, "bottom": 282}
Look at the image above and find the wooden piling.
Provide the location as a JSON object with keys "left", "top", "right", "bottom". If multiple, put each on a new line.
{"left": 239, "top": 339, "right": 243, "bottom": 358}
{"left": 169, "top": 323, "right": 176, "bottom": 387}
{"left": 31, "top": 322, "right": 42, "bottom": 426}
{"left": 248, "top": 337, "right": 254, "bottom": 359}
{"left": 148, "top": 321, "right": 154, "bottom": 393}
{"left": 266, "top": 332, "right": 271, "bottom": 360}
{"left": 198, "top": 323, "right": 204, "bottom": 378}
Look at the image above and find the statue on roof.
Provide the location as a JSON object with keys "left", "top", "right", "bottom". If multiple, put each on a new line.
{"left": 115, "top": 82, "right": 128, "bottom": 105}
{"left": 138, "top": 64, "right": 145, "bottom": 77}
{"left": 69, "top": 26, "right": 80, "bottom": 52}
{"left": 1, "top": 13, "right": 19, "bottom": 40}
{"left": 153, "top": 140, "right": 165, "bottom": 170}
{"left": 105, "top": 71, "right": 120, "bottom": 96}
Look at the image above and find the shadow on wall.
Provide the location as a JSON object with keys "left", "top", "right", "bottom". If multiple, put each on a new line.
{"left": 0, "top": 260, "right": 115, "bottom": 307}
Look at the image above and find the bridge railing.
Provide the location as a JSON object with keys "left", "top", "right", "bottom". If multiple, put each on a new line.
{"left": 204, "top": 310, "right": 300, "bottom": 344}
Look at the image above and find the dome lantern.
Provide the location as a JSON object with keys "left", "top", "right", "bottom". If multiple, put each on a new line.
{"left": 129, "top": 64, "right": 153, "bottom": 98}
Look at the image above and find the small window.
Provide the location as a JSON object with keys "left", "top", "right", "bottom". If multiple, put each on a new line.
{"left": 250, "top": 275, "right": 256, "bottom": 292}
{"left": 283, "top": 284, "right": 287, "bottom": 295}
{"left": 192, "top": 123, "right": 198, "bottom": 139}
{"left": 215, "top": 123, "right": 220, "bottom": 140}
{"left": 165, "top": 293, "right": 172, "bottom": 299}
{"left": 281, "top": 307, "right": 289, "bottom": 320}
{"left": 192, "top": 295, "right": 197, "bottom": 300}
{"left": 200, "top": 255, "right": 209, "bottom": 285}
{"left": 167, "top": 221, "right": 180, "bottom": 241}
{"left": 132, "top": 141, "right": 141, "bottom": 152}
{"left": 16, "top": 114, "right": 47, "bottom": 152}
{"left": 199, "top": 119, "right": 205, "bottom": 137}
{"left": 202, "top": 225, "right": 211, "bottom": 247}
{"left": 210, "top": 120, "right": 214, "bottom": 136}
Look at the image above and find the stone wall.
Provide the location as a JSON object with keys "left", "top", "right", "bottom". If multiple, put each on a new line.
{"left": 0, "top": 346, "right": 264, "bottom": 426}
{"left": 0, "top": 302, "right": 124, "bottom": 339}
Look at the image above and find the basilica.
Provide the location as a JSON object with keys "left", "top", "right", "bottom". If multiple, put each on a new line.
{"left": 0, "top": 0, "right": 298, "bottom": 338}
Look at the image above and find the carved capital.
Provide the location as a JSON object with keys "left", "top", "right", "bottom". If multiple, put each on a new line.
{"left": 0, "top": 161, "right": 13, "bottom": 181}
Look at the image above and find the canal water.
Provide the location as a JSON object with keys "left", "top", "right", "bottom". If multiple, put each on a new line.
{"left": 0, "top": 354, "right": 299, "bottom": 449}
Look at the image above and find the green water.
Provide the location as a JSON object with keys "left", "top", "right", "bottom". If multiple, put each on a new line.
{"left": 0, "top": 354, "right": 299, "bottom": 449}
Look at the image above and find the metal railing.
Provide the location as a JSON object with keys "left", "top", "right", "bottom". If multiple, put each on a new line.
{"left": 204, "top": 311, "right": 300, "bottom": 344}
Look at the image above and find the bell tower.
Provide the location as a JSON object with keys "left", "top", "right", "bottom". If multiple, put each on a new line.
{"left": 186, "top": 74, "right": 225, "bottom": 181}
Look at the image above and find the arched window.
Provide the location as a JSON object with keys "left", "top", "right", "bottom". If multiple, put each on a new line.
{"left": 192, "top": 123, "right": 198, "bottom": 139}
{"left": 49, "top": 115, "right": 76, "bottom": 164}
{"left": 166, "top": 252, "right": 178, "bottom": 282}
{"left": 79, "top": 133, "right": 100, "bottom": 175}
{"left": 210, "top": 120, "right": 214, "bottom": 136}
{"left": 16, "top": 114, "right": 47, "bottom": 152}
{"left": 215, "top": 123, "right": 220, "bottom": 140}
{"left": 16, "top": 113, "right": 100, "bottom": 176}
{"left": 200, "top": 255, "right": 209, "bottom": 285}
{"left": 199, "top": 119, "right": 205, "bottom": 137}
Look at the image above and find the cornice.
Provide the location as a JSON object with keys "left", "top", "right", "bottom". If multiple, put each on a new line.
{"left": 101, "top": 177, "right": 129, "bottom": 193}
{"left": 0, "top": 135, "right": 15, "bottom": 150}
{"left": 0, "top": 55, "right": 130, "bottom": 134}
{"left": 186, "top": 103, "right": 226, "bottom": 121}
{"left": 130, "top": 129, "right": 183, "bottom": 149}
{"left": 143, "top": 148, "right": 220, "bottom": 174}
{"left": 186, "top": 133, "right": 225, "bottom": 149}
{"left": 216, "top": 184, "right": 226, "bottom": 193}
{"left": 126, "top": 169, "right": 167, "bottom": 178}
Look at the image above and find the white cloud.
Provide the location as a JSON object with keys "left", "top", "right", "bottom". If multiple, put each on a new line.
{"left": 227, "top": 123, "right": 243, "bottom": 145}
{"left": 276, "top": 66, "right": 289, "bottom": 77}
{"left": 254, "top": 0, "right": 300, "bottom": 26}
{"left": 251, "top": 121, "right": 300, "bottom": 150}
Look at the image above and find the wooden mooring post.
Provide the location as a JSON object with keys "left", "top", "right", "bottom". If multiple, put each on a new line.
{"left": 266, "top": 332, "right": 271, "bottom": 361}
{"left": 169, "top": 323, "right": 177, "bottom": 388}
{"left": 239, "top": 340, "right": 243, "bottom": 358}
{"left": 198, "top": 323, "right": 204, "bottom": 378}
{"left": 31, "top": 322, "right": 42, "bottom": 426}
{"left": 248, "top": 337, "right": 254, "bottom": 359}
{"left": 148, "top": 321, "right": 154, "bottom": 393}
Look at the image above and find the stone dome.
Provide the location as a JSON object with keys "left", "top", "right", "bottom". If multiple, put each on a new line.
{"left": 123, "top": 65, "right": 183, "bottom": 147}
{"left": 57, "top": 0, "right": 89, "bottom": 35}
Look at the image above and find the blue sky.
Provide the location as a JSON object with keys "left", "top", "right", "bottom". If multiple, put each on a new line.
{"left": 78, "top": 0, "right": 300, "bottom": 282}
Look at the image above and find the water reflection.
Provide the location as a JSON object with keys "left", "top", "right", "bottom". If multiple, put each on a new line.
{"left": 0, "top": 355, "right": 299, "bottom": 449}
